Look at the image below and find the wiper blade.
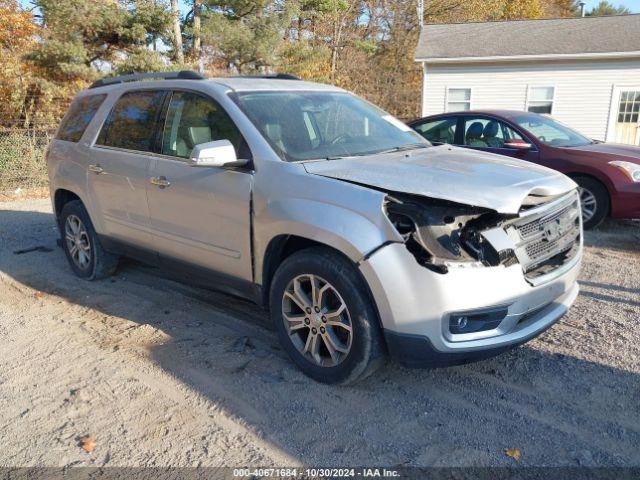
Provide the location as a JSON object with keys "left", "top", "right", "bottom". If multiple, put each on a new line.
{"left": 321, "top": 143, "right": 429, "bottom": 160}
{"left": 378, "top": 143, "right": 430, "bottom": 154}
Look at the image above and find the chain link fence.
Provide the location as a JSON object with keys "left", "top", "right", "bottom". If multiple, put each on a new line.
{"left": 0, "top": 128, "right": 54, "bottom": 190}
{"left": 0, "top": 96, "right": 69, "bottom": 191}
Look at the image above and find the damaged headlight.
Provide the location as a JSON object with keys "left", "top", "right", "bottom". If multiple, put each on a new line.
{"left": 384, "top": 194, "right": 517, "bottom": 273}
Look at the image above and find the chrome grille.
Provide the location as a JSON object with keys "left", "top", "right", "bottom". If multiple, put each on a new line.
{"left": 505, "top": 191, "right": 582, "bottom": 281}
{"left": 517, "top": 202, "right": 575, "bottom": 241}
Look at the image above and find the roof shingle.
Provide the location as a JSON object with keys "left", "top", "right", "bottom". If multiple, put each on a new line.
{"left": 415, "top": 14, "right": 640, "bottom": 62}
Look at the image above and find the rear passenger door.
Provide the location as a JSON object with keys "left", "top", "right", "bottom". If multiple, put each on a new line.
{"left": 460, "top": 115, "right": 539, "bottom": 163}
{"left": 146, "top": 90, "right": 254, "bottom": 286}
{"left": 90, "top": 90, "right": 168, "bottom": 252}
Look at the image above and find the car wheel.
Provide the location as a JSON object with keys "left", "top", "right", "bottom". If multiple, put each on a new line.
{"left": 59, "top": 200, "right": 119, "bottom": 280}
{"left": 574, "top": 176, "right": 610, "bottom": 229}
{"left": 269, "top": 247, "right": 385, "bottom": 384}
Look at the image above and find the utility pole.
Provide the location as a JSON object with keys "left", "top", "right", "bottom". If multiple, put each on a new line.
{"left": 417, "top": 0, "right": 424, "bottom": 28}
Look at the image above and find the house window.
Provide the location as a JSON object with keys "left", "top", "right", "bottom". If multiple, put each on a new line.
{"left": 446, "top": 88, "right": 471, "bottom": 112}
{"left": 527, "top": 86, "right": 555, "bottom": 114}
{"left": 617, "top": 91, "right": 640, "bottom": 124}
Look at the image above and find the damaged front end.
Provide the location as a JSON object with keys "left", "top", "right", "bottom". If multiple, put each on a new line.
{"left": 384, "top": 191, "right": 582, "bottom": 284}
{"left": 384, "top": 193, "right": 517, "bottom": 274}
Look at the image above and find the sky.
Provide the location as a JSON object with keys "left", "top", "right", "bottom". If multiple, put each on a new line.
{"left": 582, "top": 0, "right": 640, "bottom": 12}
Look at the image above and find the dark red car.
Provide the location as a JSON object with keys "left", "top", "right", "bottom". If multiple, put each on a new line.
{"left": 409, "top": 110, "right": 640, "bottom": 229}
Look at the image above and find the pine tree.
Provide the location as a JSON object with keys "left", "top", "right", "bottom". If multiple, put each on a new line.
{"left": 27, "top": 0, "right": 172, "bottom": 83}
{"left": 586, "top": 1, "right": 632, "bottom": 16}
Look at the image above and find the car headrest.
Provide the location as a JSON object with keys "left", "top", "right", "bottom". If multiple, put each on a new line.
{"left": 467, "top": 122, "right": 484, "bottom": 139}
{"left": 187, "top": 126, "right": 212, "bottom": 146}
{"left": 483, "top": 121, "right": 500, "bottom": 138}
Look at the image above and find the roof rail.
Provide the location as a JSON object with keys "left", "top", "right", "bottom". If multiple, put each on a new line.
{"left": 229, "top": 73, "right": 301, "bottom": 80}
{"left": 89, "top": 70, "right": 205, "bottom": 89}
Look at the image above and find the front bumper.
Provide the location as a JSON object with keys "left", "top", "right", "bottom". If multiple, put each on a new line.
{"left": 611, "top": 181, "right": 640, "bottom": 219}
{"left": 359, "top": 241, "right": 582, "bottom": 366}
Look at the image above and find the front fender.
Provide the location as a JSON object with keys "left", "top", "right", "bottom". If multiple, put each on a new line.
{"left": 270, "top": 196, "right": 392, "bottom": 251}
{"left": 251, "top": 161, "right": 402, "bottom": 287}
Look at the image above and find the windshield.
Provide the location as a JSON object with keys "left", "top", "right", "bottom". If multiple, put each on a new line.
{"left": 513, "top": 114, "right": 592, "bottom": 148}
{"left": 233, "top": 91, "right": 429, "bottom": 162}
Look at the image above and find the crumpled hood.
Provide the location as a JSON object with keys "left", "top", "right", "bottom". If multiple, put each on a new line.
{"left": 303, "top": 145, "right": 576, "bottom": 214}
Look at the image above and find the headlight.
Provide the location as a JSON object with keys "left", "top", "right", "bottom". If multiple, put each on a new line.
{"left": 609, "top": 161, "right": 640, "bottom": 182}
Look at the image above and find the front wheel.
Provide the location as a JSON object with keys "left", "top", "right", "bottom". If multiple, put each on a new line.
{"left": 269, "top": 247, "right": 385, "bottom": 384}
{"left": 59, "top": 200, "right": 119, "bottom": 280}
{"left": 574, "top": 176, "right": 610, "bottom": 229}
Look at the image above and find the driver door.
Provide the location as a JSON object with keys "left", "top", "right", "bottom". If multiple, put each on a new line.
{"left": 460, "top": 116, "right": 539, "bottom": 163}
{"left": 146, "top": 90, "right": 254, "bottom": 284}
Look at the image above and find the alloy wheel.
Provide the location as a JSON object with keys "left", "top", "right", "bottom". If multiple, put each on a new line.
{"left": 281, "top": 274, "right": 353, "bottom": 367}
{"left": 578, "top": 187, "right": 597, "bottom": 223}
{"left": 64, "top": 214, "right": 91, "bottom": 270}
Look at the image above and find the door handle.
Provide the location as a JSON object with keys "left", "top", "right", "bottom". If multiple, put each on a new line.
{"left": 150, "top": 176, "right": 171, "bottom": 188}
{"left": 88, "top": 164, "right": 104, "bottom": 174}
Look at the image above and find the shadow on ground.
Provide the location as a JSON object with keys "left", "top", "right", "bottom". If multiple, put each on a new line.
{"left": 1, "top": 207, "right": 639, "bottom": 467}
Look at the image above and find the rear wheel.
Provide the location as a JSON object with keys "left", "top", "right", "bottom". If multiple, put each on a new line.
{"left": 574, "top": 176, "right": 610, "bottom": 229}
{"left": 59, "top": 200, "right": 119, "bottom": 280}
{"left": 269, "top": 247, "right": 385, "bottom": 384}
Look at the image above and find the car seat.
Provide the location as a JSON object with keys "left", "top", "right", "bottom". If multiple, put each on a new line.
{"left": 483, "top": 121, "right": 504, "bottom": 148}
{"left": 466, "top": 122, "right": 487, "bottom": 147}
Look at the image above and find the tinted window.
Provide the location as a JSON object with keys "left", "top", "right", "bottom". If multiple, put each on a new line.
{"left": 413, "top": 118, "right": 457, "bottom": 144}
{"left": 162, "top": 91, "right": 246, "bottom": 158}
{"left": 462, "top": 117, "right": 524, "bottom": 148}
{"left": 97, "top": 91, "right": 166, "bottom": 152}
{"left": 56, "top": 94, "right": 107, "bottom": 142}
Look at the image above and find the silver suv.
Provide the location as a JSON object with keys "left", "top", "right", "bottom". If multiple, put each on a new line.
{"left": 47, "top": 71, "right": 583, "bottom": 384}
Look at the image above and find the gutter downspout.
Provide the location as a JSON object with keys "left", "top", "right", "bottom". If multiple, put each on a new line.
{"left": 421, "top": 62, "right": 428, "bottom": 117}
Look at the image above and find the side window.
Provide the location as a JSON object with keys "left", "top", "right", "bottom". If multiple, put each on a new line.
{"left": 463, "top": 117, "right": 524, "bottom": 148}
{"left": 97, "top": 90, "right": 166, "bottom": 152}
{"left": 56, "top": 94, "right": 107, "bottom": 142}
{"left": 413, "top": 118, "right": 457, "bottom": 144}
{"left": 161, "top": 91, "right": 246, "bottom": 159}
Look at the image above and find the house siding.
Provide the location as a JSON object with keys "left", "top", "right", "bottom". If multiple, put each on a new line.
{"left": 421, "top": 59, "right": 640, "bottom": 141}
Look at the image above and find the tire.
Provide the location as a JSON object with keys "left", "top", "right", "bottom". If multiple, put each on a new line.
{"left": 269, "top": 247, "right": 386, "bottom": 385}
{"left": 574, "top": 176, "right": 610, "bottom": 230}
{"left": 59, "top": 200, "right": 119, "bottom": 280}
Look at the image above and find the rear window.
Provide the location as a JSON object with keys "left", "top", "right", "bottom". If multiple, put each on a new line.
{"left": 97, "top": 90, "right": 166, "bottom": 152}
{"left": 56, "top": 94, "right": 107, "bottom": 142}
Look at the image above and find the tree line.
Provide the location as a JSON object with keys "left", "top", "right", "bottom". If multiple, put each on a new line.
{"left": 0, "top": 0, "right": 632, "bottom": 129}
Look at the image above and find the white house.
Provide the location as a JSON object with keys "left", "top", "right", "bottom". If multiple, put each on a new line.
{"left": 415, "top": 14, "right": 640, "bottom": 145}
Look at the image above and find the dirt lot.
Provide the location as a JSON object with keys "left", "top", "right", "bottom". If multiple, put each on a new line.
{"left": 1, "top": 198, "right": 639, "bottom": 468}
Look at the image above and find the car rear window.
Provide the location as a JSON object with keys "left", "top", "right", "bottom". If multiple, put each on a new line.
{"left": 56, "top": 94, "right": 107, "bottom": 142}
{"left": 97, "top": 90, "right": 166, "bottom": 152}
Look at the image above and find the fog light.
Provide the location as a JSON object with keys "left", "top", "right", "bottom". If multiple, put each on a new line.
{"left": 455, "top": 316, "right": 469, "bottom": 330}
{"left": 449, "top": 307, "right": 508, "bottom": 334}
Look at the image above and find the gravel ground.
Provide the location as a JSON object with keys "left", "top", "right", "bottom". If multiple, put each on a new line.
{"left": 0, "top": 198, "right": 638, "bottom": 468}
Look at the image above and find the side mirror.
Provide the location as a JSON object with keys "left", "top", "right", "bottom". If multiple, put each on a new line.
{"left": 504, "top": 139, "right": 533, "bottom": 150}
{"left": 188, "top": 140, "right": 248, "bottom": 168}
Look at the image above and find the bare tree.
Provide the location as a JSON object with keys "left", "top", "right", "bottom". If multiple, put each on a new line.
{"left": 193, "top": 0, "right": 202, "bottom": 56}
{"left": 171, "top": 0, "right": 184, "bottom": 63}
